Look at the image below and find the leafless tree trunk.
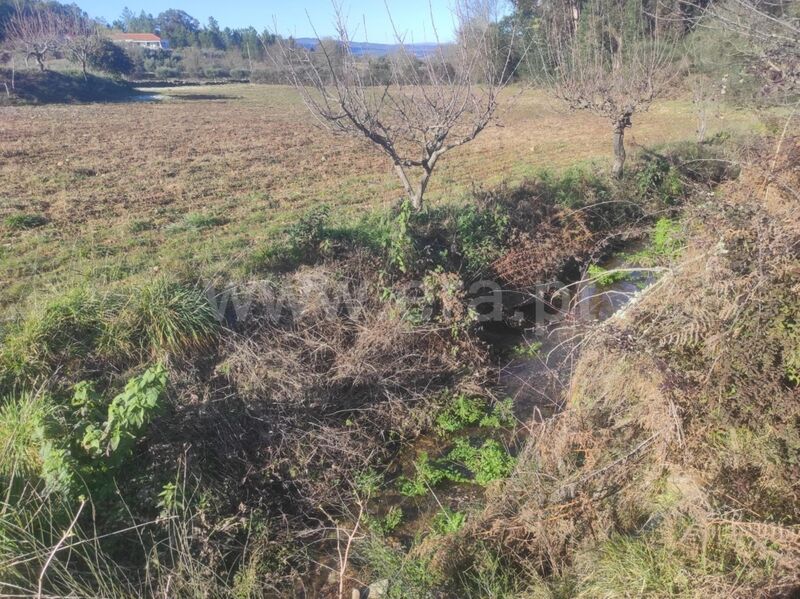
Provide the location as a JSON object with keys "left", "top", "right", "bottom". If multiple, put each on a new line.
{"left": 63, "top": 14, "right": 100, "bottom": 80}
{"left": 544, "top": 0, "right": 683, "bottom": 178}
{"left": 278, "top": 0, "right": 518, "bottom": 211}
{"left": 6, "top": 8, "right": 64, "bottom": 73}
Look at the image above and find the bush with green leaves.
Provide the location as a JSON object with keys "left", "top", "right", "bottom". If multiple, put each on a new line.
{"left": 453, "top": 205, "right": 509, "bottom": 275}
{"left": 634, "top": 154, "right": 684, "bottom": 205}
{"left": 88, "top": 39, "right": 135, "bottom": 77}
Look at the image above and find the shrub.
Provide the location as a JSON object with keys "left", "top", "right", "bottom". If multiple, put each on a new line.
{"left": 634, "top": 153, "right": 684, "bottom": 205}
{"left": 5, "top": 213, "right": 48, "bottom": 230}
{"left": 453, "top": 205, "right": 510, "bottom": 275}
{"left": 155, "top": 66, "right": 182, "bottom": 79}
{"left": 229, "top": 68, "right": 249, "bottom": 80}
{"left": 89, "top": 39, "right": 134, "bottom": 77}
{"left": 537, "top": 165, "right": 611, "bottom": 209}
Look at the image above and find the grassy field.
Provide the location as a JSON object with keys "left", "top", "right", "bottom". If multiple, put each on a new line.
{"left": 0, "top": 83, "right": 765, "bottom": 318}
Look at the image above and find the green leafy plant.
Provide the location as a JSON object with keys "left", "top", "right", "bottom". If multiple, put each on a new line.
{"left": 287, "top": 205, "right": 330, "bottom": 250}
{"left": 436, "top": 395, "right": 514, "bottom": 434}
{"left": 387, "top": 200, "right": 414, "bottom": 273}
{"left": 366, "top": 506, "right": 404, "bottom": 535}
{"left": 397, "top": 452, "right": 466, "bottom": 497}
{"left": 454, "top": 205, "right": 509, "bottom": 275}
{"left": 447, "top": 439, "right": 516, "bottom": 486}
{"left": 478, "top": 399, "right": 515, "bottom": 429}
{"left": 588, "top": 264, "right": 630, "bottom": 286}
{"left": 436, "top": 395, "right": 486, "bottom": 434}
{"left": 512, "top": 341, "right": 543, "bottom": 359}
{"left": 635, "top": 154, "right": 684, "bottom": 205}
{"left": 79, "top": 364, "right": 168, "bottom": 460}
{"left": 432, "top": 507, "right": 466, "bottom": 535}
{"left": 627, "top": 217, "right": 684, "bottom": 265}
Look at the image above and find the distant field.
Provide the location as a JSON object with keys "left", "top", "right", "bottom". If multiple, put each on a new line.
{"left": 0, "top": 83, "right": 765, "bottom": 316}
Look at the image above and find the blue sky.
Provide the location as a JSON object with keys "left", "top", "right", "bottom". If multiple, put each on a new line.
{"left": 79, "top": 1, "right": 459, "bottom": 43}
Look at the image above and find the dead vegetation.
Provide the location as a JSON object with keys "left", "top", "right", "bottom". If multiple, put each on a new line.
{"left": 443, "top": 135, "right": 800, "bottom": 597}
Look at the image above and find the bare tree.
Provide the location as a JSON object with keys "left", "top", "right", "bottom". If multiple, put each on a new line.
{"left": 63, "top": 13, "right": 100, "bottom": 80}
{"left": 544, "top": 0, "right": 682, "bottom": 178}
{"left": 695, "top": 0, "right": 799, "bottom": 97}
{"left": 279, "top": 1, "right": 517, "bottom": 211}
{"left": 6, "top": 8, "right": 64, "bottom": 72}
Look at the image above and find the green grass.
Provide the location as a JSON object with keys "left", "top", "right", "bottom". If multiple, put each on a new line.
{"left": 4, "top": 213, "right": 48, "bottom": 230}
{"left": 127, "top": 278, "right": 219, "bottom": 356}
{"left": 0, "top": 279, "right": 218, "bottom": 388}
{"left": 577, "top": 536, "right": 689, "bottom": 598}
{"left": 0, "top": 392, "right": 52, "bottom": 480}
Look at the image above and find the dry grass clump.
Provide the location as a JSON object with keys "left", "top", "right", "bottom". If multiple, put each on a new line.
{"left": 150, "top": 259, "right": 489, "bottom": 526}
{"left": 444, "top": 136, "right": 800, "bottom": 597}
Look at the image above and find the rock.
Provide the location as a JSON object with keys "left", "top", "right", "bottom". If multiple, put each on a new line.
{"left": 366, "top": 579, "right": 389, "bottom": 598}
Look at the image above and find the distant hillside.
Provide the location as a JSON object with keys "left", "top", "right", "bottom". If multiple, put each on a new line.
{"left": 293, "top": 38, "right": 443, "bottom": 58}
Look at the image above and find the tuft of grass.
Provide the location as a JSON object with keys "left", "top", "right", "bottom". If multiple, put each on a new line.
{"left": 182, "top": 213, "right": 227, "bottom": 230}
{"left": 576, "top": 535, "right": 689, "bottom": 598}
{"left": 0, "top": 287, "right": 106, "bottom": 382}
{"left": 356, "top": 535, "right": 439, "bottom": 599}
{"left": 0, "top": 280, "right": 218, "bottom": 386}
{"left": 128, "top": 219, "right": 155, "bottom": 233}
{"left": 125, "top": 278, "right": 219, "bottom": 356}
{"left": 0, "top": 393, "right": 52, "bottom": 480}
{"left": 5, "top": 213, "right": 48, "bottom": 230}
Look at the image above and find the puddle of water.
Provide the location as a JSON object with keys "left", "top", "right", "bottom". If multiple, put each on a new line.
{"left": 132, "top": 93, "right": 167, "bottom": 102}
{"left": 498, "top": 250, "right": 657, "bottom": 420}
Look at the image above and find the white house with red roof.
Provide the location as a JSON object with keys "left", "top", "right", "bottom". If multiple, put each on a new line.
{"left": 109, "top": 33, "right": 168, "bottom": 50}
